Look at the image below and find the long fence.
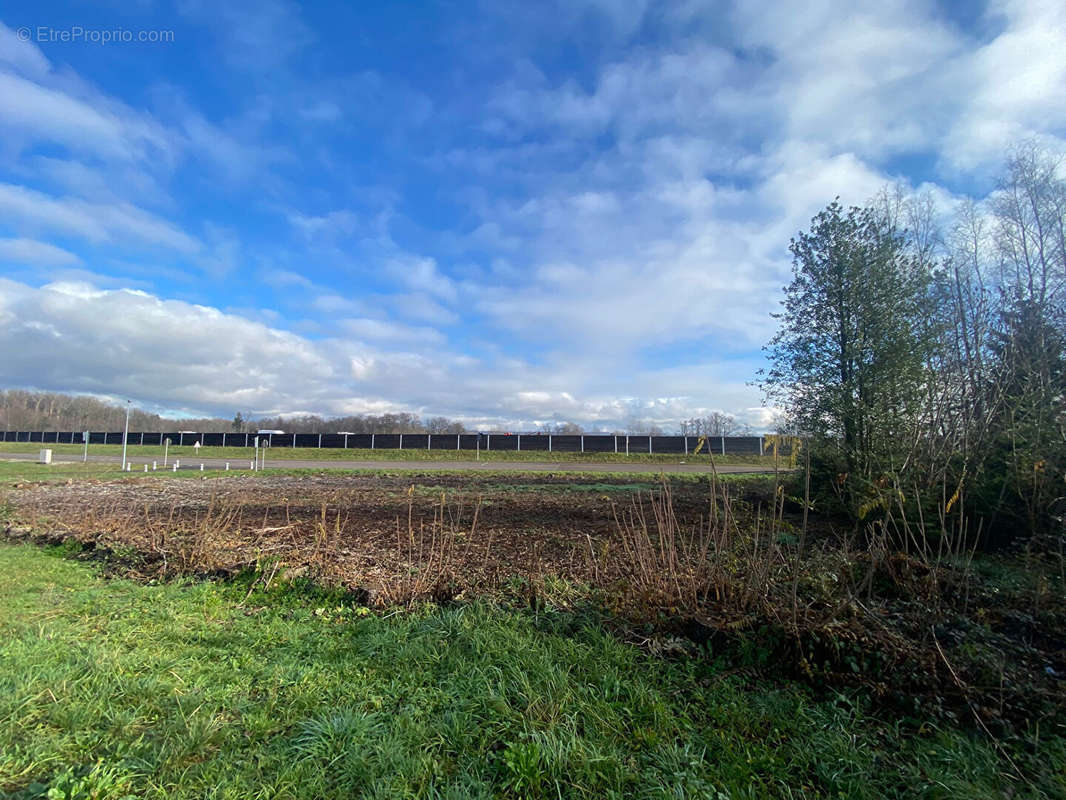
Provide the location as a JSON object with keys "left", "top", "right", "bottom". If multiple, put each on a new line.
{"left": 0, "top": 430, "right": 791, "bottom": 456}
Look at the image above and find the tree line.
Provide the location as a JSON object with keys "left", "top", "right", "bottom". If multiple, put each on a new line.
{"left": 762, "top": 141, "right": 1065, "bottom": 545}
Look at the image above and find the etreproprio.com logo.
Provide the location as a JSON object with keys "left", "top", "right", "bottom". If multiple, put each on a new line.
{"left": 16, "top": 26, "right": 175, "bottom": 44}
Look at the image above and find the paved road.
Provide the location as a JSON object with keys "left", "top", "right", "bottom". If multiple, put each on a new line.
{"left": 4, "top": 451, "right": 782, "bottom": 475}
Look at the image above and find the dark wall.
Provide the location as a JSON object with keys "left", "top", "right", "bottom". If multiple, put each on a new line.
{"left": 1, "top": 431, "right": 775, "bottom": 455}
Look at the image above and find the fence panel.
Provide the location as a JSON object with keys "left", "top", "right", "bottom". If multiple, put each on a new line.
{"left": 373, "top": 434, "right": 401, "bottom": 449}
{"left": 651, "top": 436, "right": 684, "bottom": 454}
{"left": 517, "top": 434, "right": 550, "bottom": 451}
{"left": 583, "top": 435, "right": 616, "bottom": 453}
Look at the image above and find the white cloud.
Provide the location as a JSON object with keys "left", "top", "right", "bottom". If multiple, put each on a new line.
{"left": 0, "top": 237, "right": 82, "bottom": 266}
{"left": 0, "top": 278, "right": 772, "bottom": 428}
{"left": 0, "top": 183, "right": 200, "bottom": 253}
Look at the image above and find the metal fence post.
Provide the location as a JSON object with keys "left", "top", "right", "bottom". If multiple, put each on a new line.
{"left": 626, "top": 436, "right": 629, "bottom": 456}
{"left": 517, "top": 435, "right": 521, "bottom": 452}
{"left": 721, "top": 435, "right": 726, "bottom": 455}
{"left": 759, "top": 436, "right": 764, "bottom": 456}
{"left": 684, "top": 437, "right": 688, "bottom": 455}
{"left": 371, "top": 433, "right": 375, "bottom": 449}
{"left": 487, "top": 434, "right": 491, "bottom": 451}
{"left": 457, "top": 433, "right": 460, "bottom": 450}
{"left": 427, "top": 434, "right": 431, "bottom": 450}
{"left": 549, "top": 435, "right": 552, "bottom": 452}
{"left": 318, "top": 433, "right": 322, "bottom": 448}
{"left": 399, "top": 433, "right": 403, "bottom": 450}
{"left": 649, "top": 435, "right": 652, "bottom": 453}
{"left": 580, "top": 435, "right": 584, "bottom": 453}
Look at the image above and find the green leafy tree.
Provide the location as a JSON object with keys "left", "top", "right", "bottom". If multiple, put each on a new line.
{"left": 762, "top": 200, "right": 938, "bottom": 516}
{"left": 980, "top": 294, "right": 1066, "bottom": 537}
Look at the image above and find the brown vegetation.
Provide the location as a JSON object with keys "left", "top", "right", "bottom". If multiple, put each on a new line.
{"left": 5, "top": 471, "right": 1064, "bottom": 736}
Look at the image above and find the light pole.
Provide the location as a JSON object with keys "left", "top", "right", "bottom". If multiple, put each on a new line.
{"left": 121, "top": 400, "right": 131, "bottom": 471}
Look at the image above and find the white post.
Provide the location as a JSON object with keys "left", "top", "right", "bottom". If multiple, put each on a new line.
{"left": 721, "top": 436, "right": 725, "bottom": 456}
{"left": 759, "top": 436, "right": 764, "bottom": 456}
{"left": 83, "top": 432, "right": 89, "bottom": 462}
{"left": 517, "top": 435, "right": 521, "bottom": 452}
{"left": 292, "top": 434, "right": 296, "bottom": 448}
{"left": 399, "top": 433, "right": 403, "bottom": 450}
{"left": 250, "top": 460, "right": 255, "bottom": 470}
{"left": 254, "top": 437, "right": 258, "bottom": 470}
{"left": 626, "top": 436, "right": 630, "bottom": 456}
{"left": 487, "top": 434, "right": 491, "bottom": 451}
{"left": 614, "top": 436, "right": 618, "bottom": 454}
{"left": 143, "top": 464, "right": 147, "bottom": 472}
{"left": 200, "top": 464, "right": 204, "bottom": 472}
{"left": 457, "top": 433, "right": 460, "bottom": 450}
{"left": 173, "top": 463, "right": 177, "bottom": 472}
{"left": 549, "top": 435, "right": 552, "bottom": 453}
{"left": 649, "top": 435, "right": 652, "bottom": 454}
{"left": 371, "top": 433, "right": 375, "bottom": 449}
{"left": 140, "top": 432, "right": 144, "bottom": 446}
{"left": 580, "top": 435, "right": 584, "bottom": 453}
{"left": 318, "top": 433, "right": 322, "bottom": 448}
{"left": 225, "top": 463, "right": 229, "bottom": 471}
{"left": 175, "top": 459, "right": 180, "bottom": 469}
{"left": 427, "top": 434, "right": 431, "bottom": 450}
{"left": 121, "top": 400, "right": 131, "bottom": 471}
{"left": 344, "top": 433, "right": 349, "bottom": 449}
{"left": 684, "top": 437, "right": 688, "bottom": 455}
{"left": 153, "top": 461, "right": 157, "bottom": 470}
{"left": 476, "top": 438, "right": 480, "bottom": 461}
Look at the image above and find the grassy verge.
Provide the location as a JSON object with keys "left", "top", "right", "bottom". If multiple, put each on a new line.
{"left": 2, "top": 542, "right": 1060, "bottom": 799}
{"left": 0, "top": 459, "right": 775, "bottom": 490}
{"left": 0, "top": 441, "right": 777, "bottom": 467}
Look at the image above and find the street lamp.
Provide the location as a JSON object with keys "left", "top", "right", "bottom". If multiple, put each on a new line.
{"left": 121, "top": 400, "right": 131, "bottom": 471}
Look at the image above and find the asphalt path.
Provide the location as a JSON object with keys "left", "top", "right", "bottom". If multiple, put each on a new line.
{"left": 3, "top": 451, "right": 782, "bottom": 475}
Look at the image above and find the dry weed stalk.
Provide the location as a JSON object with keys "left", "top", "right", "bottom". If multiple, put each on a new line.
{"left": 384, "top": 488, "right": 483, "bottom": 606}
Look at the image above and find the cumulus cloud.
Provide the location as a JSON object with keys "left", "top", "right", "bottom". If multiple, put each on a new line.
{"left": 0, "top": 279, "right": 769, "bottom": 428}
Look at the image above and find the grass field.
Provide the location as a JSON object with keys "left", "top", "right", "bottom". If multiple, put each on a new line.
{"left": 3, "top": 541, "right": 1061, "bottom": 799}
{"left": 0, "top": 441, "right": 776, "bottom": 466}
{"left": 0, "top": 460, "right": 776, "bottom": 491}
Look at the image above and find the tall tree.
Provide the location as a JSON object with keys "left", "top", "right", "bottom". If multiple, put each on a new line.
{"left": 762, "top": 200, "right": 937, "bottom": 515}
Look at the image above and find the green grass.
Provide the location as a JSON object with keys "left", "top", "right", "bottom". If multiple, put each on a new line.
{"left": 0, "top": 459, "right": 777, "bottom": 491}
{"left": 1, "top": 543, "right": 1061, "bottom": 799}
{"left": 0, "top": 441, "right": 777, "bottom": 467}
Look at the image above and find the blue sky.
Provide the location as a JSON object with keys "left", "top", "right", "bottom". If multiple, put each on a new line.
{"left": 0, "top": 0, "right": 1063, "bottom": 430}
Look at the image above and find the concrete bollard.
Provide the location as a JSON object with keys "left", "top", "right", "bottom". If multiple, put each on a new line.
{"left": 225, "top": 462, "right": 229, "bottom": 470}
{"left": 153, "top": 461, "right": 157, "bottom": 470}
{"left": 144, "top": 464, "right": 148, "bottom": 472}
{"left": 200, "top": 463, "right": 204, "bottom": 472}
{"left": 39, "top": 449, "right": 52, "bottom": 465}
{"left": 175, "top": 459, "right": 180, "bottom": 469}
{"left": 173, "top": 463, "right": 177, "bottom": 472}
